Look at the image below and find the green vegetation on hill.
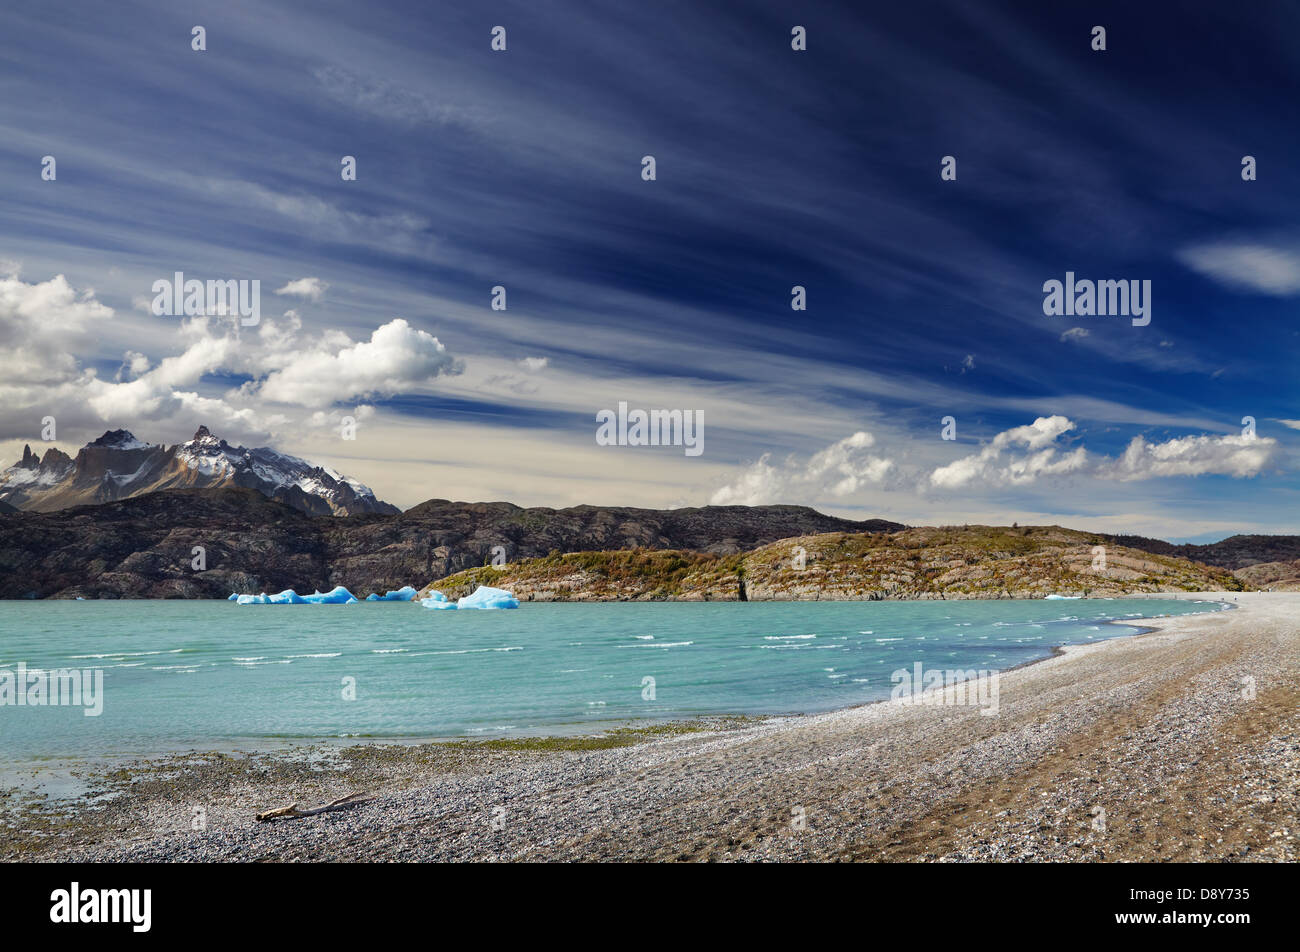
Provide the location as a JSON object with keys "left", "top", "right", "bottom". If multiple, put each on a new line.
{"left": 420, "top": 525, "right": 1246, "bottom": 601}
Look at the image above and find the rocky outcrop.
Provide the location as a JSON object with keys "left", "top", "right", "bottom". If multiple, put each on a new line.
{"left": 422, "top": 525, "right": 1247, "bottom": 601}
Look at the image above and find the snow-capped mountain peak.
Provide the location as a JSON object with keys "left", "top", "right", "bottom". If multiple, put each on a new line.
{"left": 0, "top": 426, "right": 398, "bottom": 516}
{"left": 87, "top": 429, "right": 154, "bottom": 451}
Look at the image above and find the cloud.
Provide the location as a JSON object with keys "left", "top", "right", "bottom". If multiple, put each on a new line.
{"left": 930, "top": 416, "right": 1277, "bottom": 489}
{"left": 248, "top": 318, "right": 462, "bottom": 407}
{"left": 1106, "top": 433, "right": 1278, "bottom": 480}
{"left": 1178, "top": 242, "right": 1300, "bottom": 295}
{"left": 115, "top": 351, "right": 150, "bottom": 382}
{"left": 518, "top": 356, "right": 549, "bottom": 372}
{"left": 308, "top": 405, "right": 376, "bottom": 431}
{"left": 313, "top": 66, "right": 478, "bottom": 127}
{"left": 930, "top": 416, "right": 1087, "bottom": 489}
{"left": 1277, "top": 419, "right": 1300, "bottom": 431}
{"left": 0, "top": 272, "right": 462, "bottom": 446}
{"left": 0, "top": 273, "right": 114, "bottom": 387}
{"left": 274, "top": 277, "right": 329, "bottom": 301}
{"left": 1060, "top": 326, "right": 1090, "bottom": 343}
{"left": 710, "top": 431, "right": 893, "bottom": 505}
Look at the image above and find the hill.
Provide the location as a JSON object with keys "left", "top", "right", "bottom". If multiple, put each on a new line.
{"left": 422, "top": 525, "right": 1246, "bottom": 601}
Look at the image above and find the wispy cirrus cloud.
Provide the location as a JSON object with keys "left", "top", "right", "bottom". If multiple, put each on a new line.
{"left": 312, "top": 65, "right": 482, "bottom": 127}
{"left": 1177, "top": 242, "right": 1300, "bottom": 295}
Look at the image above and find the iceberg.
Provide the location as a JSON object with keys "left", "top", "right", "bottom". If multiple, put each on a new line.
{"left": 233, "top": 586, "right": 357, "bottom": 605}
{"left": 420, "top": 590, "right": 458, "bottom": 610}
{"left": 1044, "top": 594, "right": 1082, "bottom": 600}
{"left": 457, "top": 585, "right": 520, "bottom": 610}
{"left": 301, "top": 586, "right": 359, "bottom": 604}
{"left": 364, "top": 586, "right": 419, "bottom": 602}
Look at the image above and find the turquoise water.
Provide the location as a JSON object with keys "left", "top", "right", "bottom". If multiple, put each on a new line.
{"left": 0, "top": 598, "right": 1226, "bottom": 764}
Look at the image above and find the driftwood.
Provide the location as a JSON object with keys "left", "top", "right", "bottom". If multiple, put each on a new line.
{"left": 255, "top": 792, "right": 369, "bottom": 822}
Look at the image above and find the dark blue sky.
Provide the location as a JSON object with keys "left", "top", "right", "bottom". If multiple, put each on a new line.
{"left": 0, "top": 0, "right": 1296, "bottom": 540}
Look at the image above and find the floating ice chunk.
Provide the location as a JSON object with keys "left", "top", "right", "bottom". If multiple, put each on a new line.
{"left": 365, "top": 586, "right": 418, "bottom": 602}
{"left": 1044, "top": 594, "right": 1082, "bottom": 600}
{"left": 301, "top": 586, "right": 358, "bottom": 604}
{"left": 457, "top": 585, "right": 520, "bottom": 610}
{"left": 233, "top": 586, "right": 355, "bottom": 604}
{"left": 227, "top": 593, "right": 239, "bottom": 602}
{"left": 237, "top": 589, "right": 307, "bottom": 605}
{"left": 420, "top": 590, "right": 457, "bottom": 609}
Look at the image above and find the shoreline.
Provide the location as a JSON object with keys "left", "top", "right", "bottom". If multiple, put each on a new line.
{"left": 3, "top": 591, "right": 1293, "bottom": 862}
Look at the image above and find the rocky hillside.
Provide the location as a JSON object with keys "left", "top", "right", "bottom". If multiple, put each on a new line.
{"left": 422, "top": 525, "right": 1246, "bottom": 601}
{"left": 1105, "top": 532, "right": 1300, "bottom": 590}
{"left": 1231, "top": 560, "right": 1300, "bottom": 591}
{"left": 0, "top": 489, "right": 903, "bottom": 598}
{"left": 0, "top": 427, "right": 398, "bottom": 517}
{"left": 1105, "top": 532, "right": 1300, "bottom": 569}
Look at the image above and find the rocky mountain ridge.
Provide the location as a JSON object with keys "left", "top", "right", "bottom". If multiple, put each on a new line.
{"left": 0, "top": 488, "right": 903, "bottom": 598}
{"left": 0, "top": 427, "right": 397, "bottom": 517}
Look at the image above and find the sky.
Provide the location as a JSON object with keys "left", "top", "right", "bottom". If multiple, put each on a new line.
{"left": 1, "top": 0, "right": 1297, "bottom": 542}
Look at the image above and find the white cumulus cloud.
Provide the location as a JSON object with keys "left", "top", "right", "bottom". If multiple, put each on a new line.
{"left": 710, "top": 431, "right": 893, "bottom": 505}
{"left": 274, "top": 277, "right": 329, "bottom": 301}
{"left": 930, "top": 416, "right": 1087, "bottom": 489}
{"left": 930, "top": 416, "right": 1277, "bottom": 489}
{"left": 1106, "top": 433, "right": 1277, "bottom": 481}
{"left": 248, "top": 318, "right": 462, "bottom": 407}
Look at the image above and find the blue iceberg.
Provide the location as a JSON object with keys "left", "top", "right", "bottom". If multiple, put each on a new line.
{"left": 302, "top": 586, "right": 359, "bottom": 604}
{"left": 457, "top": 585, "right": 520, "bottom": 610}
{"left": 364, "top": 586, "right": 419, "bottom": 602}
{"left": 420, "top": 590, "right": 458, "bottom": 610}
{"left": 233, "top": 586, "right": 358, "bottom": 605}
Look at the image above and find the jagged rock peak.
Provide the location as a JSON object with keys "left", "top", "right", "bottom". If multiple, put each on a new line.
{"left": 87, "top": 430, "right": 151, "bottom": 450}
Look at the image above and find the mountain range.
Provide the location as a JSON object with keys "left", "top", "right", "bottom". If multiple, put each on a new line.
{"left": 0, "top": 488, "right": 901, "bottom": 599}
{"left": 0, "top": 427, "right": 398, "bottom": 516}
{"left": 0, "top": 427, "right": 1297, "bottom": 599}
